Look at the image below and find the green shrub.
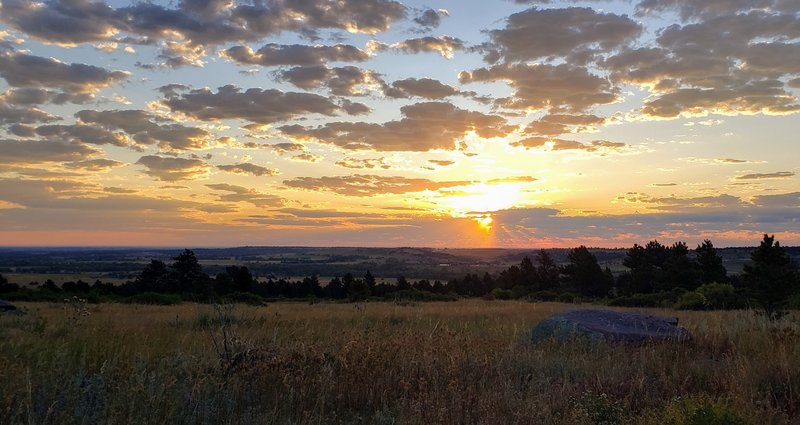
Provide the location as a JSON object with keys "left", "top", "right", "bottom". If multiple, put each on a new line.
{"left": 610, "top": 289, "right": 685, "bottom": 308}
{"left": 490, "top": 288, "right": 513, "bottom": 300}
{"left": 696, "top": 283, "right": 748, "bottom": 310}
{"left": 124, "top": 292, "right": 182, "bottom": 305}
{"left": 528, "top": 290, "right": 558, "bottom": 301}
{"left": 221, "top": 291, "right": 266, "bottom": 306}
{"left": 662, "top": 396, "right": 746, "bottom": 425}
{"left": 675, "top": 291, "right": 708, "bottom": 310}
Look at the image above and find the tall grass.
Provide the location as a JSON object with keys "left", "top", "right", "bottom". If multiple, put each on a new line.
{"left": 1, "top": 301, "right": 798, "bottom": 424}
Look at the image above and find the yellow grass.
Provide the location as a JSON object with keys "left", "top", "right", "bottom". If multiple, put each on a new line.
{"left": 1, "top": 300, "right": 798, "bottom": 424}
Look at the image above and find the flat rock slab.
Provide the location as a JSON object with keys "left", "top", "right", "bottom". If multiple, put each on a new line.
{"left": 0, "top": 299, "right": 17, "bottom": 311}
{"left": 531, "top": 309, "right": 691, "bottom": 345}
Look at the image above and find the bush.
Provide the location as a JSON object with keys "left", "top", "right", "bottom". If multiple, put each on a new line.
{"left": 124, "top": 292, "right": 182, "bottom": 305}
{"left": 221, "top": 292, "right": 266, "bottom": 306}
{"left": 609, "top": 289, "right": 685, "bottom": 308}
{"left": 675, "top": 291, "right": 708, "bottom": 310}
{"left": 528, "top": 290, "right": 558, "bottom": 302}
{"left": 661, "top": 396, "right": 746, "bottom": 425}
{"left": 696, "top": 283, "right": 748, "bottom": 310}
{"left": 490, "top": 288, "right": 513, "bottom": 300}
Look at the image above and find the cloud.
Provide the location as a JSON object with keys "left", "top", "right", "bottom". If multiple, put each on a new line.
{"left": 221, "top": 43, "right": 371, "bottom": 67}
{"left": 0, "top": 139, "right": 99, "bottom": 164}
{"left": 283, "top": 174, "right": 469, "bottom": 196}
{"left": 459, "top": 63, "right": 619, "bottom": 112}
{"left": 335, "top": 157, "right": 390, "bottom": 170}
{"left": 217, "top": 163, "right": 280, "bottom": 177}
{"left": 276, "top": 65, "right": 383, "bottom": 96}
{"left": 511, "top": 137, "right": 627, "bottom": 152}
{"left": 1, "top": 0, "right": 406, "bottom": 47}
{"left": 2, "top": 88, "right": 94, "bottom": 105}
{"left": 483, "top": 7, "right": 640, "bottom": 64}
{"left": 635, "top": 0, "right": 799, "bottom": 20}
{"left": 291, "top": 153, "right": 322, "bottom": 162}
{"left": 735, "top": 172, "right": 795, "bottom": 180}
{"left": 0, "top": 102, "right": 59, "bottom": 125}
{"left": 389, "top": 36, "right": 465, "bottom": 59}
{"left": 605, "top": 11, "right": 800, "bottom": 118}
{"left": 136, "top": 155, "right": 211, "bottom": 181}
{"left": 279, "top": 101, "right": 513, "bottom": 152}
{"left": 162, "top": 84, "right": 354, "bottom": 124}
{"left": 269, "top": 142, "right": 307, "bottom": 155}
{"left": 384, "top": 78, "right": 459, "bottom": 99}
{"left": 413, "top": 8, "right": 449, "bottom": 30}
{"left": 205, "top": 183, "right": 285, "bottom": 207}
{"left": 525, "top": 113, "right": 606, "bottom": 135}
{"left": 63, "top": 158, "right": 124, "bottom": 172}
{"left": 428, "top": 159, "right": 454, "bottom": 167}
{"left": 716, "top": 158, "right": 766, "bottom": 164}
{"left": 0, "top": 50, "right": 128, "bottom": 93}
{"left": 34, "top": 124, "right": 129, "bottom": 147}
{"left": 75, "top": 109, "right": 213, "bottom": 152}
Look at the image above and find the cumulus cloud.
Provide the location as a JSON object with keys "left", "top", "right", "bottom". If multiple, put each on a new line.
{"left": 221, "top": 43, "right": 371, "bottom": 67}
{"left": 205, "top": 183, "right": 285, "bottom": 208}
{"left": 217, "top": 163, "right": 280, "bottom": 177}
{"left": 276, "top": 65, "right": 383, "bottom": 96}
{"left": 459, "top": 63, "right": 619, "bottom": 112}
{"left": 735, "top": 171, "right": 795, "bottom": 180}
{"left": 34, "top": 124, "right": 129, "bottom": 147}
{"left": 2, "top": 88, "right": 94, "bottom": 105}
{"left": 75, "top": 109, "right": 213, "bottom": 152}
{"left": 283, "top": 174, "right": 470, "bottom": 196}
{"left": 413, "top": 8, "right": 449, "bottom": 30}
{"left": 279, "top": 101, "right": 513, "bottom": 152}
{"left": 389, "top": 36, "right": 465, "bottom": 59}
{"left": 161, "top": 85, "right": 354, "bottom": 124}
{"left": 0, "top": 102, "right": 59, "bottom": 125}
{"left": 483, "top": 7, "right": 640, "bottom": 64}
{"left": 335, "top": 157, "right": 391, "bottom": 170}
{"left": 605, "top": 11, "right": 800, "bottom": 118}
{"left": 635, "top": 0, "right": 800, "bottom": 20}
{"left": 0, "top": 0, "right": 407, "bottom": 47}
{"left": 525, "top": 113, "right": 606, "bottom": 135}
{"left": 0, "top": 50, "right": 128, "bottom": 92}
{"left": 63, "top": 159, "right": 124, "bottom": 172}
{"left": 0, "top": 139, "right": 99, "bottom": 164}
{"left": 512, "top": 136, "right": 627, "bottom": 152}
{"left": 136, "top": 155, "right": 211, "bottom": 181}
{"left": 383, "top": 78, "right": 460, "bottom": 99}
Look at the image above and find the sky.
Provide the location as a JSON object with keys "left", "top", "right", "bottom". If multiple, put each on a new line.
{"left": 0, "top": 0, "right": 798, "bottom": 248}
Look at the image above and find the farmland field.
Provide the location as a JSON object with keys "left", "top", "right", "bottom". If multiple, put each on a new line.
{"left": 1, "top": 300, "right": 798, "bottom": 424}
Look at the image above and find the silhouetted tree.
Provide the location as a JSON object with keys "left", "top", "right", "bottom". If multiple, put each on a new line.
{"left": 696, "top": 239, "right": 728, "bottom": 284}
{"left": 660, "top": 242, "right": 701, "bottom": 291}
{"left": 742, "top": 234, "right": 800, "bottom": 319}
{"left": 562, "top": 246, "right": 612, "bottom": 297}
{"left": 170, "top": 249, "right": 209, "bottom": 294}
{"left": 364, "top": 270, "right": 376, "bottom": 295}
{"left": 326, "top": 277, "right": 345, "bottom": 299}
{"left": 534, "top": 250, "right": 560, "bottom": 291}
{"left": 136, "top": 259, "right": 170, "bottom": 292}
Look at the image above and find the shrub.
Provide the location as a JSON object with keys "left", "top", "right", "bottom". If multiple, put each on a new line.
{"left": 221, "top": 292, "right": 266, "bottom": 306}
{"left": 124, "top": 292, "right": 182, "bottom": 305}
{"left": 661, "top": 396, "right": 747, "bottom": 425}
{"left": 675, "top": 291, "right": 708, "bottom": 310}
{"left": 696, "top": 283, "right": 748, "bottom": 310}
{"left": 528, "top": 290, "right": 558, "bottom": 302}
{"left": 490, "top": 288, "right": 513, "bottom": 300}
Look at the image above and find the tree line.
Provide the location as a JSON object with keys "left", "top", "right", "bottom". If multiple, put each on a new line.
{"left": 1, "top": 234, "right": 798, "bottom": 316}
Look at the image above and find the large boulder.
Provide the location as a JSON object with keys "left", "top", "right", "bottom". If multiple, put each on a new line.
{"left": 0, "top": 299, "right": 17, "bottom": 312}
{"left": 530, "top": 308, "right": 691, "bottom": 345}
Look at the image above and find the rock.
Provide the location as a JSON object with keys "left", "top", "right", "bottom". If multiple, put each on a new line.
{"left": 530, "top": 308, "right": 691, "bottom": 345}
{"left": 0, "top": 299, "right": 17, "bottom": 312}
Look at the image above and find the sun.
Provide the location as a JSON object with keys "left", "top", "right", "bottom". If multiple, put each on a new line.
{"left": 475, "top": 215, "right": 493, "bottom": 232}
{"left": 438, "top": 182, "right": 526, "bottom": 215}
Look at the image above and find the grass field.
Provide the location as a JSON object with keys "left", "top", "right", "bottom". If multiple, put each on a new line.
{"left": 1, "top": 300, "right": 798, "bottom": 424}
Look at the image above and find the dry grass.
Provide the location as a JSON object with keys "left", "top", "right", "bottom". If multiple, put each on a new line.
{"left": 1, "top": 300, "right": 798, "bottom": 424}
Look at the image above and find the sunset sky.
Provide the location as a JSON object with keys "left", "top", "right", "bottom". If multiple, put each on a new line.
{"left": 0, "top": 0, "right": 798, "bottom": 247}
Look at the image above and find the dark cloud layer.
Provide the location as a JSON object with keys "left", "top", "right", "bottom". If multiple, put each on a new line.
{"left": 284, "top": 174, "right": 469, "bottom": 196}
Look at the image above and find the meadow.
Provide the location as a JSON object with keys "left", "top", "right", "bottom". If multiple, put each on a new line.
{"left": 1, "top": 300, "right": 798, "bottom": 424}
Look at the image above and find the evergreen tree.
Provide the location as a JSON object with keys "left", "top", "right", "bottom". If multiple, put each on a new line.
{"left": 534, "top": 250, "right": 560, "bottom": 291}
{"left": 170, "top": 249, "right": 208, "bottom": 294}
{"left": 696, "top": 239, "right": 728, "bottom": 284}
{"left": 562, "top": 246, "right": 611, "bottom": 297}
{"left": 742, "top": 234, "right": 800, "bottom": 319}
{"left": 136, "top": 259, "right": 170, "bottom": 292}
